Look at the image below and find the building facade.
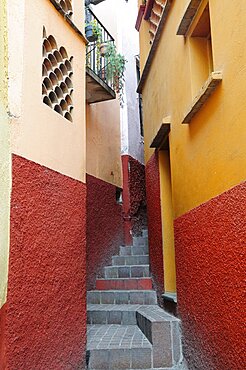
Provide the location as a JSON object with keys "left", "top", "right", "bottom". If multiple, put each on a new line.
{"left": 0, "top": 0, "right": 145, "bottom": 368}
{"left": 137, "top": 0, "right": 246, "bottom": 369}
{"left": 0, "top": 0, "right": 11, "bottom": 367}
{"left": 1, "top": 0, "right": 88, "bottom": 368}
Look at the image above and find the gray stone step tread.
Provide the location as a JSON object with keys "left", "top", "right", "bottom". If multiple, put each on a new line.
{"left": 88, "top": 304, "right": 157, "bottom": 311}
{"left": 96, "top": 277, "right": 151, "bottom": 281}
{"left": 87, "top": 324, "right": 152, "bottom": 350}
{"left": 87, "top": 290, "right": 157, "bottom": 305}
{"left": 112, "top": 255, "right": 149, "bottom": 266}
{"left": 88, "top": 289, "right": 156, "bottom": 294}
{"left": 112, "top": 254, "right": 149, "bottom": 259}
{"left": 137, "top": 305, "right": 180, "bottom": 323}
{"left": 119, "top": 245, "right": 149, "bottom": 256}
{"left": 105, "top": 264, "right": 150, "bottom": 268}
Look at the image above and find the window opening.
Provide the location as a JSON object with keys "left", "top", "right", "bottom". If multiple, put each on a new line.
{"left": 42, "top": 27, "right": 74, "bottom": 122}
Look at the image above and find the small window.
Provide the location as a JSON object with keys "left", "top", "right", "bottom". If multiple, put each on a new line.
{"left": 56, "top": 0, "right": 73, "bottom": 17}
{"left": 116, "top": 187, "right": 123, "bottom": 204}
{"left": 42, "top": 27, "right": 74, "bottom": 122}
{"left": 189, "top": 3, "right": 213, "bottom": 96}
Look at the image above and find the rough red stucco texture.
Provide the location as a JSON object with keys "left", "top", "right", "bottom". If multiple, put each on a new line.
{"left": 122, "top": 155, "right": 147, "bottom": 244}
{"left": 86, "top": 174, "right": 124, "bottom": 291}
{"left": 145, "top": 152, "right": 164, "bottom": 303}
{"left": 0, "top": 304, "right": 6, "bottom": 370}
{"left": 174, "top": 181, "right": 246, "bottom": 370}
{"left": 6, "top": 154, "right": 87, "bottom": 370}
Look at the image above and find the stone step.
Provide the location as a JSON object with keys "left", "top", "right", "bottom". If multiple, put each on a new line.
{"left": 119, "top": 245, "right": 149, "bottom": 256}
{"left": 133, "top": 236, "right": 148, "bottom": 247}
{"left": 136, "top": 305, "right": 182, "bottom": 369}
{"left": 87, "top": 290, "right": 157, "bottom": 305}
{"left": 87, "top": 304, "right": 143, "bottom": 325}
{"left": 104, "top": 264, "right": 150, "bottom": 279}
{"left": 112, "top": 255, "right": 149, "bottom": 266}
{"left": 142, "top": 229, "right": 148, "bottom": 238}
{"left": 87, "top": 324, "right": 152, "bottom": 369}
{"left": 96, "top": 278, "right": 152, "bottom": 291}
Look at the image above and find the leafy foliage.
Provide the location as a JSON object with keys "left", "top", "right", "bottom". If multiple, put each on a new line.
{"left": 105, "top": 43, "right": 127, "bottom": 106}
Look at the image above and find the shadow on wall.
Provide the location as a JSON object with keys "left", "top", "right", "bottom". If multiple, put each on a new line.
{"left": 145, "top": 151, "right": 164, "bottom": 306}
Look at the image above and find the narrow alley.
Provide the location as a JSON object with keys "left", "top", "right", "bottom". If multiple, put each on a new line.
{"left": 0, "top": 0, "right": 245, "bottom": 370}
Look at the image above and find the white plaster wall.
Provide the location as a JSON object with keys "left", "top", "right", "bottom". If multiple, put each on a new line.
{"left": 118, "top": 0, "right": 144, "bottom": 164}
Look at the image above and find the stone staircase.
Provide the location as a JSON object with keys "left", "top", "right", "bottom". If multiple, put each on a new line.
{"left": 86, "top": 231, "right": 186, "bottom": 369}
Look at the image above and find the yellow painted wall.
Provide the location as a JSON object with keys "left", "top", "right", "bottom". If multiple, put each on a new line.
{"left": 140, "top": 0, "right": 246, "bottom": 218}
{"left": 139, "top": 19, "right": 151, "bottom": 74}
{"left": 159, "top": 150, "right": 176, "bottom": 293}
{"left": 0, "top": 0, "right": 11, "bottom": 308}
{"left": 10, "top": 0, "right": 87, "bottom": 183}
{"left": 138, "top": 0, "right": 151, "bottom": 73}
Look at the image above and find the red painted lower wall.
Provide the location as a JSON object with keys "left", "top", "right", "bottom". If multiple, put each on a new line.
{"left": 145, "top": 152, "right": 164, "bottom": 303}
{"left": 174, "top": 182, "right": 246, "bottom": 370}
{"left": 0, "top": 304, "right": 6, "bottom": 370}
{"left": 86, "top": 174, "right": 124, "bottom": 291}
{"left": 6, "top": 154, "right": 87, "bottom": 370}
{"left": 122, "top": 155, "right": 147, "bottom": 244}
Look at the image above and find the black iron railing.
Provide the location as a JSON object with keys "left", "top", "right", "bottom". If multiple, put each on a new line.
{"left": 85, "top": 7, "right": 115, "bottom": 91}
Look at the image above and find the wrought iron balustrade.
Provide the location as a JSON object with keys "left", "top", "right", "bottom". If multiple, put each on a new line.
{"left": 85, "top": 7, "right": 115, "bottom": 91}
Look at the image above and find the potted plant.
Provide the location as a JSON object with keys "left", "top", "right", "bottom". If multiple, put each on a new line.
{"left": 99, "top": 42, "right": 108, "bottom": 57}
{"left": 104, "top": 43, "right": 127, "bottom": 106}
{"left": 85, "top": 19, "right": 102, "bottom": 43}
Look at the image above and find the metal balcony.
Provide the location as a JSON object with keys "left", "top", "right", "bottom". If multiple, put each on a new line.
{"left": 85, "top": 8, "right": 116, "bottom": 104}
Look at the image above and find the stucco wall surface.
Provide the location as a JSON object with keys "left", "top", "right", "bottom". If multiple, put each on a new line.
{"left": 86, "top": 101, "right": 122, "bottom": 188}
{"left": 118, "top": 0, "right": 144, "bottom": 164}
{"left": 0, "top": 304, "right": 7, "bottom": 370}
{"left": 122, "top": 155, "right": 147, "bottom": 239}
{"left": 145, "top": 152, "right": 164, "bottom": 302}
{"left": 87, "top": 174, "right": 124, "bottom": 291}
{"left": 9, "top": 0, "right": 86, "bottom": 182}
{"left": 159, "top": 151, "right": 176, "bottom": 293}
{"left": 174, "top": 181, "right": 246, "bottom": 370}
{"left": 6, "top": 155, "right": 87, "bottom": 370}
{"left": 140, "top": 0, "right": 246, "bottom": 218}
{"left": 0, "top": 0, "right": 11, "bottom": 310}
{"left": 86, "top": 0, "right": 122, "bottom": 189}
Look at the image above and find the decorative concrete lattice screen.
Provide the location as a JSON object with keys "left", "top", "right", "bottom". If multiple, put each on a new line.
{"left": 56, "top": 0, "right": 73, "bottom": 17}
{"left": 42, "top": 27, "right": 74, "bottom": 122}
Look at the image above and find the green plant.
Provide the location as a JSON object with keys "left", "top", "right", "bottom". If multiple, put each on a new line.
{"left": 104, "top": 43, "right": 127, "bottom": 106}
{"left": 91, "top": 19, "right": 102, "bottom": 41}
{"left": 85, "top": 19, "right": 103, "bottom": 71}
{"left": 85, "top": 19, "right": 102, "bottom": 42}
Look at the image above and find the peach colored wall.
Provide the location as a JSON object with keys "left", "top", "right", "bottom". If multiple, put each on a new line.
{"left": 86, "top": 101, "right": 122, "bottom": 187}
{"left": 9, "top": 0, "right": 87, "bottom": 183}
{"left": 86, "top": 1, "right": 122, "bottom": 187}
{"left": 0, "top": 0, "right": 11, "bottom": 309}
